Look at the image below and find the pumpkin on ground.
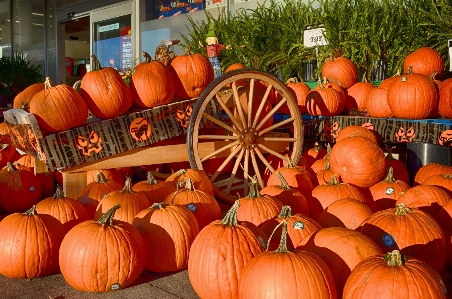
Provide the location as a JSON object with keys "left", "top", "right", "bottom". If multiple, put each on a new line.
{"left": 238, "top": 221, "right": 337, "bottom": 299}
{"left": 302, "top": 142, "right": 327, "bottom": 168}
{"left": 133, "top": 202, "right": 199, "bottom": 273}
{"left": 13, "top": 82, "right": 45, "bottom": 111}
{"left": 343, "top": 250, "right": 448, "bottom": 299}
{"left": 0, "top": 205, "right": 66, "bottom": 279}
{"left": 36, "top": 186, "right": 90, "bottom": 232}
{"left": 321, "top": 56, "right": 358, "bottom": 89}
{"left": 132, "top": 171, "right": 176, "bottom": 204}
{"left": 80, "top": 55, "right": 133, "bottom": 118}
{"left": 188, "top": 200, "right": 268, "bottom": 299}
{"left": 384, "top": 146, "right": 410, "bottom": 184}
{"left": 317, "top": 198, "right": 373, "bottom": 230}
{"left": 59, "top": 204, "right": 146, "bottom": 292}
{"left": 30, "top": 77, "right": 89, "bottom": 133}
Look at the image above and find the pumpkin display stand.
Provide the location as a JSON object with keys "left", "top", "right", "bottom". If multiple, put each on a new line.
{"left": 4, "top": 68, "right": 303, "bottom": 204}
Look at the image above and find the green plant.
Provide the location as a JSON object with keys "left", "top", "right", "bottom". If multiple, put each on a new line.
{"left": 0, "top": 52, "right": 44, "bottom": 97}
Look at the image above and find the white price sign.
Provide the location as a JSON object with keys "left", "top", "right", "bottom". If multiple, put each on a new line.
{"left": 303, "top": 27, "right": 327, "bottom": 48}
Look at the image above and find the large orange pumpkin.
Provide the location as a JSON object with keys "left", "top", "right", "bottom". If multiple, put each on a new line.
{"left": 306, "top": 84, "right": 345, "bottom": 116}
{"left": 438, "top": 78, "right": 452, "bottom": 118}
{"left": 278, "top": 77, "right": 311, "bottom": 114}
{"left": 403, "top": 47, "right": 444, "bottom": 79}
{"left": 29, "top": 77, "right": 89, "bottom": 133}
{"left": 13, "top": 82, "right": 45, "bottom": 111}
{"left": 132, "top": 171, "right": 176, "bottom": 204}
{"left": 423, "top": 173, "right": 452, "bottom": 196}
{"left": 321, "top": 56, "right": 358, "bottom": 89}
{"left": 166, "top": 168, "right": 214, "bottom": 196}
{"left": 130, "top": 51, "right": 175, "bottom": 108}
{"left": 59, "top": 204, "right": 146, "bottom": 292}
{"left": 344, "top": 75, "right": 375, "bottom": 112}
{"left": 366, "top": 87, "right": 393, "bottom": 118}
{"left": 0, "top": 205, "right": 66, "bottom": 279}
{"left": 414, "top": 163, "right": 452, "bottom": 186}
{"left": 317, "top": 198, "right": 373, "bottom": 230}
{"left": 170, "top": 48, "right": 214, "bottom": 99}
{"left": 80, "top": 55, "right": 133, "bottom": 118}
{"left": 334, "top": 125, "right": 378, "bottom": 143}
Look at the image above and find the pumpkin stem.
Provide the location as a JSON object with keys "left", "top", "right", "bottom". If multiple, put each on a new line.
{"left": 406, "top": 65, "right": 414, "bottom": 74}
{"left": 120, "top": 177, "right": 135, "bottom": 194}
{"left": 312, "top": 142, "right": 321, "bottom": 153}
{"left": 150, "top": 202, "right": 167, "bottom": 210}
{"left": 6, "top": 162, "right": 17, "bottom": 172}
{"left": 183, "top": 178, "right": 196, "bottom": 191}
{"left": 443, "top": 174, "right": 452, "bottom": 179}
{"left": 385, "top": 145, "right": 396, "bottom": 161}
{"left": 361, "top": 71, "right": 368, "bottom": 82}
{"left": 384, "top": 250, "right": 407, "bottom": 266}
{"left": 323, "top": 158, "right": 330, "bottom": 170}
{"left": 44, "top": 77, "right": 54, "bottom": 89}
{"left": 98, "top": 204, "right": 121, "bottom": 226}
{"left": 220, "top": 200, "right": 240, "bottom": 226}
{"left": 53, "top": 185, "right": 65, "bottom": 199}
{"left": 327, "top": 174, "right": 339, "bottom": 185}
{"left": 146, "top": 172, "right": 158, "bottom": 185}
{"left": 23, "top": 205, "right": 37, "bottom": 216}
{"left": 286, "top": 77, "right": 299, "bottom": 84}
{"left": 184, "top": 47, "right": 194, "bottom": 55}
{"left": 276, "top": 172, "right": 291, "bottom": 190}
{"left": 267, "top": 219, "right": 291, "bottom": 253}
{"left": 142, "top": 51, "right": 153, "bottom": 63}
{"left": 177, "top": 169, "right": 188, "bottom": 176}
{"left": 247, "top": 178, "right": 262, "bottom": 199}
{"left": 91, "top": 55, "right": 102, "bottom": 71}
{"left": 278, "top": 205, "right": 293, "bottom": 218}
{"left": 383, "top": 166, "right": 396, "bottom": 183}
{"left": 394, "top": 203, "right": 411, "bottom": 216}
{"left": 96, "top": 171, "right": 109, "bottom": 184}
{"left": 325, "top": 143, "right": 332, "bottom": 159}
{"left": 285, "top": 157, "right": 295, "bottom": 168}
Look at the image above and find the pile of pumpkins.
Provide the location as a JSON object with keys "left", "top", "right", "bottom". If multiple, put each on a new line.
{"left": 11, "top": 49, "right": 215, "bottom": 133}
{"left": 0, "top": 123, "right": 452, "bottom": 298}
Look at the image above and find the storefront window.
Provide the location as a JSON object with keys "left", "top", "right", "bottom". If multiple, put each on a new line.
{"left": 0, "top": 0, "right": 11, "bottom": 57}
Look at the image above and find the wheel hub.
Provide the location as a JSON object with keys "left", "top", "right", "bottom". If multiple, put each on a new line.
{"left": 240, "top": 127, "right": 259, "bottom": 149}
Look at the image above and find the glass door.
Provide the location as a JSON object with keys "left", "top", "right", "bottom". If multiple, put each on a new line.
{"left": 90, "top": 1, "right": 134, "bottom": 75}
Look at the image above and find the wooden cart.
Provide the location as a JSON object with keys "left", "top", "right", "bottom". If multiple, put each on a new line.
{"left": 4, "top": 68, "right": 304, "bottom": 205}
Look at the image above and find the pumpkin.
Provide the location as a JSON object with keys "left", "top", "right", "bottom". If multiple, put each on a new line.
{"left": 366, "top": 87, "right": 393, "bottom": 118}
{"left": 170, "top": 48, "right": 214, "bottom": 99}
{"left": 29, "top": 77, "right": 89, "bottom": 133}
{"left": 59, "top": 204, "right": 146, "bottom": 292}
{"left": 311, "top": 143, "right": 331, "bottom": 174}
{"left": 329, "top": 136, "right": 386, "bottom": 188}
{"left": 86, "top": 168, "right": 124, "bottom": 185}
{"left": 278, "top": 77, "right": 311, "bottom": 114}
{"left": 438, "top": 78, "right": 452, "bottom": 118}
{"left": 0, "top": 162, "right": 42, "bottom": 213}
{"left": 262, "top": 152, "right": 291, "bottom": 185}
{"left": 260, "top": 205, "right": 321, "bottom": 251}
{"left": 344, "top": 75, "right": 375, "bottom": 112}
{"left": 335, "top": 125, "right": 378, "bottom": 144}
{"left": 368, "top": 166, "right": 411, "bottom": 212}
{"left": 423, "top": 173, "right": 452, "bottom": 196}
{"left": 317, "top": 198, "right": 373, "bottom": 230}
{"left": 387, "top": 70, "right": 438, "bottom": 119}
{"left": 236, "top": 178, "right": 283, "bottom": 228}
{"left": 0, "top": 205, "right": 66, "bottom": 279}
{"left": 36, "top": 172, "right": 56, "bottom": 198}
{"left": 163, "top": 178, "right": 221, "bottom": 230}
{"left": 359, "top": 203, "right": 447, "bottom": 272}
{"left": 166, "top": 168, "right": 214, "bottom": 196}
{"left": 130, "top": 51, "right": 175, "bottom": 108}
{"left": 436, "top": 200, "right": 452, "bottom": 266}
{"left": 414, "top": 163, "right": 452, "bottom": 186}
{"left": 94, "top": 177, "right": 150, "bottom": 224}
{"left": 0, "top": 134, "right": 18, "bottom": 169}
{"left": 309, "top": 175, "right": 367, "bottom": 220}
{"left": 77, "top": 171, "right": 123, "bottom": 219}
{"left": 343, "top": 250, "right": 449, "bottom": 299}
{"left": 188, "top": 200, "right": 268, "bottom": 299}
{"left": 238, "top": 220, "right": 337, "bottom": 299}
{"left": 403, "top": 47, "right": 444, "bottom": 79}
{"left": 133, "top": 202, "right": 199, "bottom": 272}
{"left": 13, "top": 153, "right": 34, "bottom": 171}
{"left": 321, "top": 56, "right": 358, "bottom": 89}
{"left": 302, "top": 142, "right": 327, "bottom": 168}
{"left": 80, "top": 55, "right": 133, "bottom": 118}
{"left": 36, "top": 186, "right": 89, "bottom": 232}
{"left": 316, "top": 158, "right": 335, "bottom": 186}
{"left": 132, "top": 171, "right": 176, "bottom": 204}
{"left": 385, "top": 146, "right": 410, "bottom": 184}
{"left": 306, "top": 83, "right": 345, "bottom": 116}
{"left": 299, "top": 226, "right": 382, "bottom": 294}
{"left": 260, "top": 172, "right": 309, "bottom": 216}
{"left": 13, "top": 82, "right": 45, "bottom": 111}
{"left": 224, "top": 62, "right": 246, "bottom": 87}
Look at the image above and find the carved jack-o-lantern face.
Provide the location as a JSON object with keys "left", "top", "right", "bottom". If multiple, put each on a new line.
{"left": 362, "top": 122, "right": 375, "bottom": 131}
{"left": 395, "top": 126, "right": 416, "bottom": 143}
{"left": 129, "top": 118, "right": 152, "bottom": 142}
{"left": 438, "top": 130, "right": 452, "bottom": 146}
{"left": 176, "top": 105, "right": 193, "bottom": 128}
{"left": 76, "top": 131, "right": 103, "bottom": 156}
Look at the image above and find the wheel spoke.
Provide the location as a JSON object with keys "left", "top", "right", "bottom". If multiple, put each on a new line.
{"left": 251, "top": 84, "right": 273, "bottom": 128}
{"left": 255, "top": 97, "right": 287, "bottom": 131}
{"left": 260, "top": 136, "right": 297, "bottom": 142}
{"left": 215, "top": 94, "right": 243, "bottom": 131}
{"left": 258, "top": 117, "right": 295, "bottom": 136}
{"left": 210, "top": 145, "right": 243, "bottom": 182}
{"left": 202, "top": 112, "right": 241, "bottom": 135}
{"left": 257, "top": 143, "right": 289, "bottom": 161}
{"left": 232, "top": 82, "right": 247, "bottom": 128}
{"left": 198, "top": 134, "right": 238, "bottom": 140}
{"left": 225, "top": 148, "right": 245, "bottom": 194}
{"left": 247, "top": 79, "right": 255, "bottom": 127}
{"left": 254, "top": 146, "right": 275, "bottom": 174}
{"left": 250, "top": 150, "right": 265, "bottom": 189}
{"left": 201, "top": 140, "right": 240, "bottom": 163}
{"left": 243, "top": 149, "right": 250, "bottom": 195}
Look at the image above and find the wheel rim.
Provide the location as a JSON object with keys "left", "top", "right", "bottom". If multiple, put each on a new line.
{"left": 187, "top": 68, "right": 304, "bottom": 205}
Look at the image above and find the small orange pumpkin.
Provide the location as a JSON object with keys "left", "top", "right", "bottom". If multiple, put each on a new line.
{"left": 13, "top": 83, "right": 45, "bottom": 111}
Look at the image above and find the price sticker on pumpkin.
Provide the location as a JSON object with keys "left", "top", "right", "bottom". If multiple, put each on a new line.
{"left": 303, "top": 26, "right": 327, "bottom": 48}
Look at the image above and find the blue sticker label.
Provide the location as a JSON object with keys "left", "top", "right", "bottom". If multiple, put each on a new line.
{"left": 293, "top": 221, "right": 305, "bottom": 230}
{"left": 187, "top": 203, "right": 197, "bottom": 212}
{"left": 29, "top": 186, "right": 35, "bottom": 192}
{"left": 382, "top": 234, "right": 395, "bottom": 247}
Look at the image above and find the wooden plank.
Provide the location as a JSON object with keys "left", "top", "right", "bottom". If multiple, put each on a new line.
{"left": 62, "top": 172, "right": 87, "bottom": 199}
{"left": 34, "top": 158, "right": 48, "bottom": 175}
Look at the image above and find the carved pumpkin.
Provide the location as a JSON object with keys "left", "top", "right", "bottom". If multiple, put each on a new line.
{"left": 30, "top": 77, "right": 89, "bottom": 133}
{"left": 130, "top": 51, "right": 175, "bottom": 108}
{"left": 170, "top": 48, "right": 214, "bottom": 99}
{"left": 0, "top": 205, "right": 66, "bottom": 279}
{"left": 403, "top": 47, "right": 444, "bottom": 79}
{"left": 366, "top": 87, "right": 393, "bottom": 118}
{"left": 321, "top": 56, "right": 358, "bottom": 89}
{"left": 80, "top": 55, "right": 133, "bottom": 119}
{"left": 13, "top": 83, "right": 45, "bottom": 111}
{"left": 133, "top": 202, "right": 199, "bottom": 273}
{"left": 344, "top": 75, "right": 375, "bottom": 112}
{"left": 188, "top": 200, "right": 268, "bottom": 299}
{"left": 59, "top": 204, "right": 146, "bottom": 292}
{"left": 132, "top": 172, "right": 176, "bottom": 204}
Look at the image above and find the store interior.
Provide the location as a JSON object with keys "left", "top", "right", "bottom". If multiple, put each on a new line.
{"left": 64, "top": 16, "right": 90, "bottom": 85}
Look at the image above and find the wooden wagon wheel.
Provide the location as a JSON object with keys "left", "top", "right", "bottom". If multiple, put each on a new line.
{"left": 187, "top": 68, "right": 303, "bottom": 205}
